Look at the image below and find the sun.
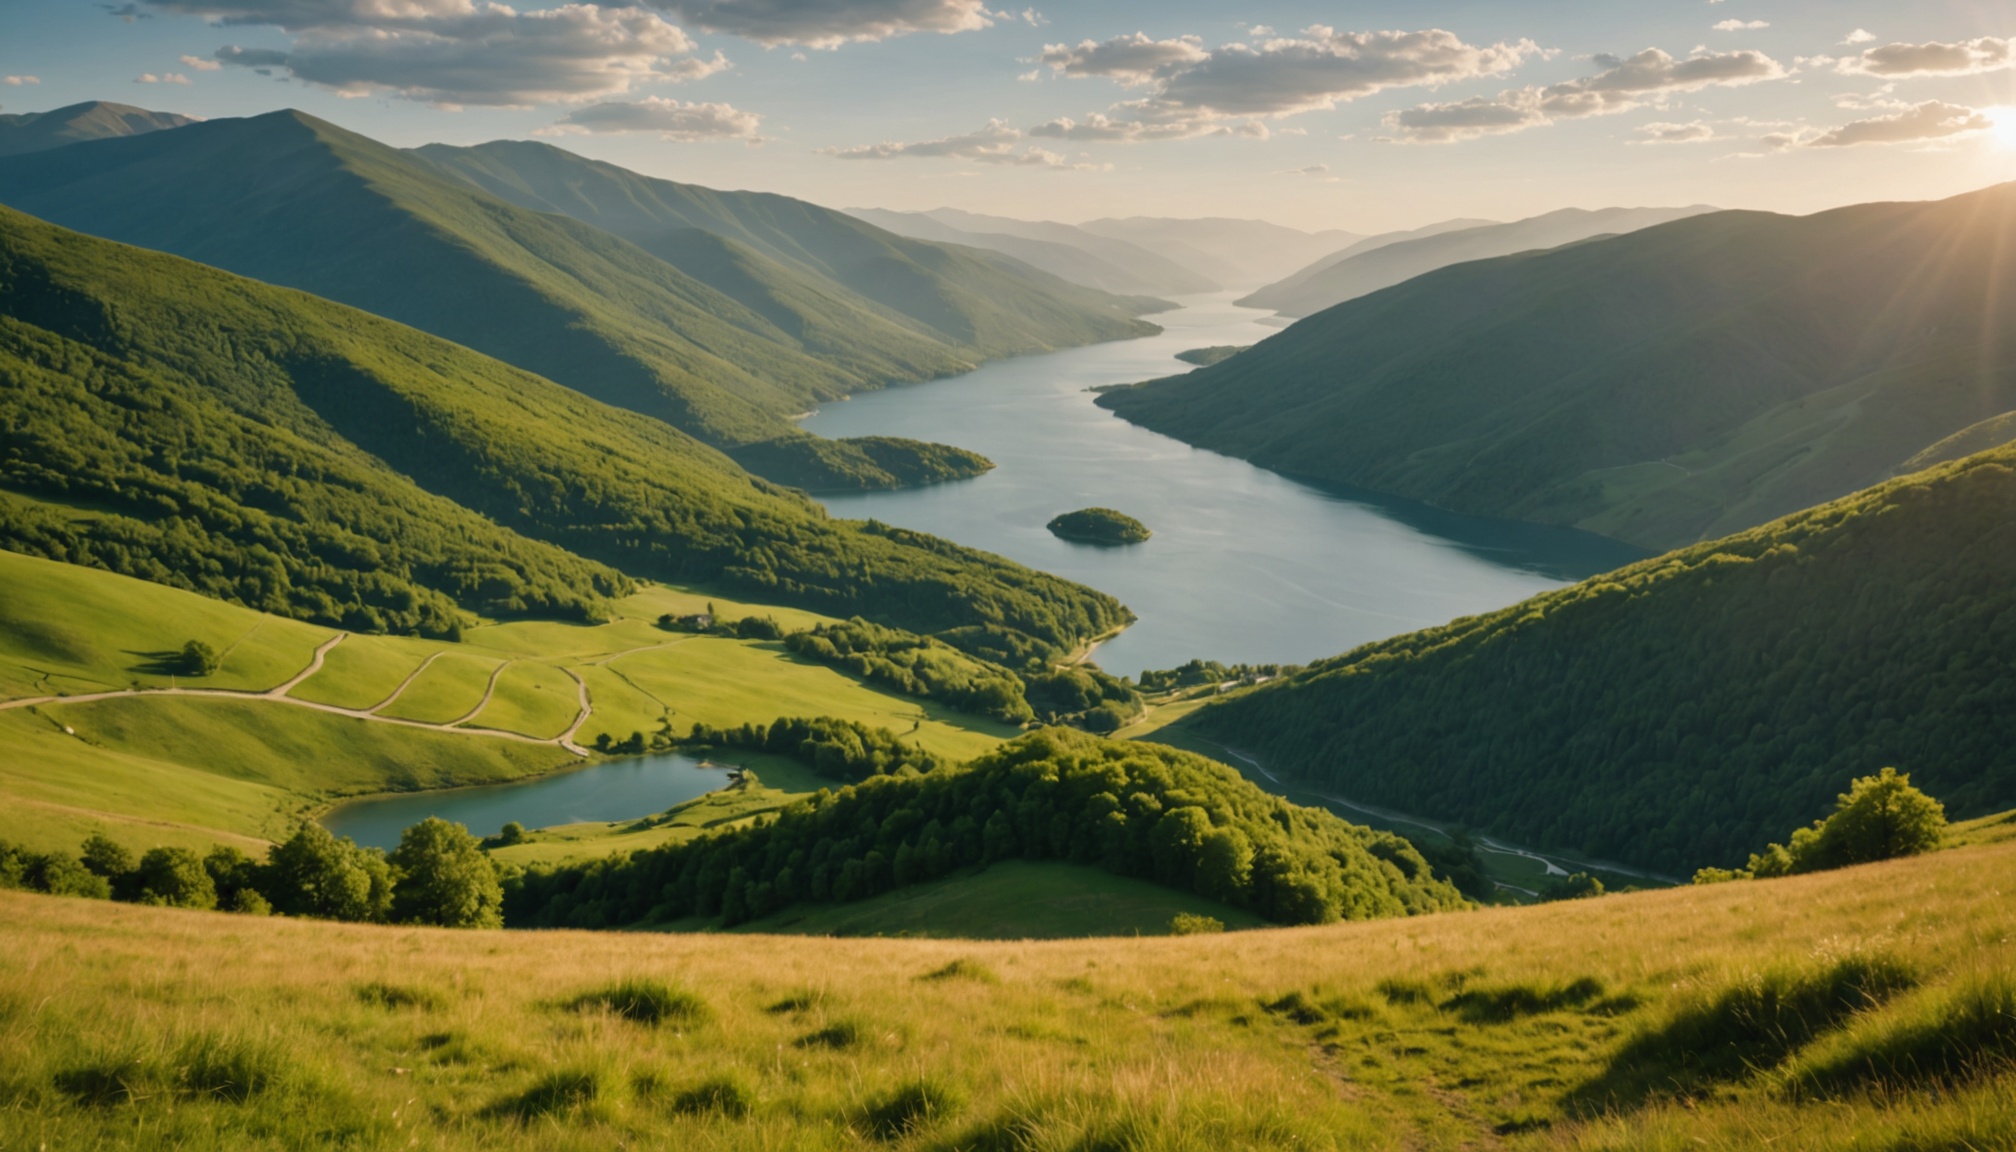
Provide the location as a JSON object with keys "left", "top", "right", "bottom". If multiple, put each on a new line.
{"left": 1986, "top": 105, "right": 2016, "bottom": 148}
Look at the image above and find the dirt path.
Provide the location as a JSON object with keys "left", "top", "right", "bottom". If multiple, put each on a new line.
{"left": 445, "top": 659, "right": 513, "bottom": 727}
{"left": 365, "top": 652, "right": 445, "bottom": 715}
{"left": 0, "top": 636, "right": 584, "bottom": 752}
{"left": 555, "top": 669, "right": 592, "bottom": 756}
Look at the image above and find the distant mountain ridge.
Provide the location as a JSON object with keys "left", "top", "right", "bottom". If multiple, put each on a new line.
{"left": 1240, "top": 205, "right": 1719, "bottom": 316}
{"left": 1242, "top": 216, "right": 1499, "bottom": 309}
{"left": 845, "top": 206, "right": 1215, "bottom": 296}
{"left": 1101, "top": 183, "right": 2016, "bottom": 552}
{"left": 1077, "top": 216, "right": 1361, "bottom": 288}
{"left": 0, "top": 100, "right": 194, "bottom": 157}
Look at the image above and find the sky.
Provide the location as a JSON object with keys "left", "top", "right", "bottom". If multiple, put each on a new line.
{"left": 6, "top": 1, "right": 2016, "bottom": 233}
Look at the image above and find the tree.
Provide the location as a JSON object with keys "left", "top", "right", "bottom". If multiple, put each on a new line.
{"left": 177, "top": 639, "right": 220, "bottom": 677}
{"left": 1805, "top": 767, "right": 1946, "bottom": 869}
{"left": 495, "top": 821, "right": 528, "bottom": 846}
{"left": 27, "top": 853, "right": 111, "bottom": 899}
{"left": 262, "top": 824, "right": 392, "bottom": 922}
{"left": 134, "top": 847, "right": 218, "bottom": 909}
{"left": 79, "top": 833, "right": 134, "bottom": 879}
{"left": 204, "top": 846, "right": 263, "bottom": 910}
{"left": 389, "top": 818, "right": 504, "bottom": 929}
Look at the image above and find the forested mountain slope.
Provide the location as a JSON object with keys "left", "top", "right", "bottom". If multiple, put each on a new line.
{"left": 415, "top": 140, "right": 1164, "bottom": 355}
{"left": 1243, "top": 216, "right": 1498, "bottom": 308}
{"left": 0, "top": 100, "right": 193, "bottom": 157}
{"left": 1103, "top": 183, "right": 2016, "bottom": 552}
{"left": 1239, "top": 205, "right": 1714, "bottom": 316}
{"left": 0, "top": 112, "right": 1153, "bottom": 476}
{"left": 0, "top": 205, "right": 1129, "bottom": 655}
{"left": 1179, "top": 442, "right": 2016, "bottom": 873}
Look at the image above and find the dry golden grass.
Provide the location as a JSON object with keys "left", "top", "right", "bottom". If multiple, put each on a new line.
{"left": 3, "top": 839, "right": 2010, "bottom": 1150}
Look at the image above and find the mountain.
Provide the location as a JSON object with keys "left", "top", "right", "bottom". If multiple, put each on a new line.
{"left": 1099, "top": 184, "right": 2016, "bottom": 552}
{"left": 0, "top": 203, "right": 1130, "bottom": 657}
{"left": 846, "top": 207, "right": 1217, "bottom": 296}
{"left": 1176, "top": 440, "right": 2016, "bottom": 873}
{"left": 0, "top": 100, "right": 194, "bottom": 157}
{"left": 0, "top": 113, "right": 1158, "bottom": 489}
{"left": 1237, "top": 216, "right": 1498, "bottom": 311}
{"left": 1076, "top": 216, "right": 1360, "bottom": 288}
{"left": 1239, "top": 205, "right": 1719, "bottom": 316}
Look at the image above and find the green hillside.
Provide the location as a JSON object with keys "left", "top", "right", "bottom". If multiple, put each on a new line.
{"left": 509, "top": 728, "right": 1467, "bottom": 931}
{"left": 0, "top": 100, "right": 193, "bottom": 157}
{"left": 1171, "top": 442, "right": 2016, "bottom": 873}
{"left": 1103, "top": 183, "right": 2016, "bottom": 552}
{"left": 0, "top": 204, "right": 1130, "bottom": 657}
{"left": 0, "top": 112, "right": 1154, "bottom": 470}
{"left": 415, "top": 139, "right": 1165, "bottom": 358}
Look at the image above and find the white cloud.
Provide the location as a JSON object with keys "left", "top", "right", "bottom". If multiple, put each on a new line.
{"left": 179, "top": 54, "right": 223, "bottom": 70}
{"left": 1801, "top": 100, "right": 1992, "bottom": 147}
{"left": 1038, "top": 32, "right": 1208, "bottom": 85}
{"left": 1843, "top": 29, "right": 1876, "bottom": 46}
{"left": 1631, "top": 120, "right": 1715, "bottom": 144}
{"left": 2, "top": 76, "right": 40, "bottom": 85}
{"left": 543, "top": 95, "right": 763, "bottom": 141}
{"left": 641, "top": 0, "right": 991, "bottom": 48}
{"left": 201, "top": 3, "right": 718, "bottom": 107}
{"left": 1028, "top": 103, "right": 1270, "bottom": 143}
{"left": 1712, "top": 20, "right": 1767, "bottom": 32}
{"left": 1386, "top": 46, "right": 1785, "bottom": 143}
{"left": 135, "top": 71, "right": 194, "bottom": 84}
{"left": 1835, "top": 37, "right": 2012, "bottom": 77}
{"left": 825, "top": 118, "right": 1106, "bottom": 168}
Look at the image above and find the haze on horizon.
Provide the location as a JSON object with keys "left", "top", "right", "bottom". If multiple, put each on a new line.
{"left": 6, "top": 0, "right": 2016, "bottom": 234}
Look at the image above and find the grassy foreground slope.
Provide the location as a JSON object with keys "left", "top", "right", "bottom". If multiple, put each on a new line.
{"left": 1175, "top": 442, "right": 2016, "bottom": 874}
{"left": 0, "top": 549, "right": 1018, "bottom": 854}
{"left": 3, "top": 837, "right": 2010, "bottom": 1149}
{"left": 1104, "top": 182, "right": 2016, "bottom": 551}
{"left": 0, "top": 204, "right": 1130, "bottom": 656}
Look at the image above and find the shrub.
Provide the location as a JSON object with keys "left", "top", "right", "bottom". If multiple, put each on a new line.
{"left": 133, "top": 847, "right": 216, "bottom": 909}
{"left": 79, "top": 834, "right": 134, "bottom": 879}
{"left": 1168, "top": 913, "right": 1226, "bottom": 935}
{"left": 261, "top": 824, "right": 392, "bottom": 922}
{"left": 29, "top": 853, "right": 111, "bottom": 900}
{"left": 177, "top": 639, "right": 220, "bottom": 677}
{"left": 1707, "top": 769, "right": 1948, "bottom": 882}
{"left": 567, "top": 979, "right": 709, "bottom": 1027}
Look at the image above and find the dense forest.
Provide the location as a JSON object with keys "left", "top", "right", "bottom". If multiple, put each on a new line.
{"left": 506, "top": 729, "right": 1467, "bottom": 930}
{"left": 1104, "top": 184, "right": 2016, "bottom": 552}
{"left": 1047, "top": 508, "right": 1152, "bottom": 545}
{"left": 784, "top": 619, "right": 1033, "bottom": 723}
{"left": 1184, "top": 444, "right": 2016, "bottom": 873}
{"left": 728, "top": 435, "right": 993, "bottom": 493}
{"left": 680, "top": 715, "right": 945, "bottom": 785}
{"left": 0, "top": 207, "right": 1131, "bottom": 655}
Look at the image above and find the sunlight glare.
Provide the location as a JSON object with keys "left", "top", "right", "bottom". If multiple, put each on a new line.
{"left": 1989, "top": 106, "right": 2016, "bottom": 149}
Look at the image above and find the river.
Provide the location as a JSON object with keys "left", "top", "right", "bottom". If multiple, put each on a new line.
{"left": 804, "top": 292, "right": 1644, "bottom": 677}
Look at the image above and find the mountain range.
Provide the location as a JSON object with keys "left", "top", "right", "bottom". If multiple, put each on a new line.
{"left": 845, "top": 206, "right": 1216, "bottom": 296}
{"left": 1239, "top": 205, "right": 1719, "bottom": 316}
{"left": 0, "top": 107, "right": 1161, "bottom": 491}
{"left": 0, "top": 100, "right": 194, "bottom": 157}
{"left": 1101, "top": 184, "right": 2016, "bottom": 552}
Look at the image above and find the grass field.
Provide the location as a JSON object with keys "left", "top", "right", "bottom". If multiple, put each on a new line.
{"left": 0, "top": 552, "right": 1018, "bottom": 857}
{"left": 2, "top": 837, "right": 2010, "bottom": 1150}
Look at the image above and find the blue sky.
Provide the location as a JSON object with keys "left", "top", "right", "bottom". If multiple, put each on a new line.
{"left": 6, "top": 1, "right": 2016, "bottom": 231}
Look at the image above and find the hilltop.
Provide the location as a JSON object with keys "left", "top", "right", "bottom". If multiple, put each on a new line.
{"left": 1159, "top": 439, "right": 2016, "bottom": 873}
{"left": 0, "top": 100, "right": 193, "bottom": 156}
{"left": 1103, "top": 182, "right": 2016, "bottom": 552}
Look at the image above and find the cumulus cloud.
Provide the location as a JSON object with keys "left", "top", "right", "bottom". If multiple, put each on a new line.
{"left": 1028, "top": 103, "right": 1271, "bottom": 142}
{"left": 135, "top": 72, "right": 194, "bottom": 84}
{"left": 196, "top": 3, "right": 719, "bottom": 107}
{"left": 1386, "top": 46, "right": 1785, "bottom": 143}
{"left": 641, "top": 0, "right": 990, "bottom": 48}
{"left": 1799, "top": 100, "right": 1992, "bottom": 147}
{"left": 2, "top": 76, "right": 40, "bottom": 85}
{"left": 1631, "top": 120, "right": 1715, "bottom": 144}
{"left": 1713, "top": 20, "right": 1767, "bottom": 32}
{"left": 1041, "top": 26, "right": 1534, "bottom": 124}
{"left": 1843, "top": 29, "right": 1876, "bottom": 46}
{"left": 146, "top": 1, "right": 729, "bottom": 106}
{"left": 543, "top": 94, "right": 762, "bottom": 140}
{"left": 825, "top": 119, "right": 1104, "bottom": 168}
{"left": 179, "top": 54, "right": 223, "bottom": 70}
{"left": 1835, "top": 37, "right": 2012, "bottom": 77}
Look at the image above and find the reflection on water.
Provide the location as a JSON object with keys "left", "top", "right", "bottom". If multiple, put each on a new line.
{"left": 320, "top": 751, "right": 729, "bottom": 850}
{"left": 804, "top": 293, "right": 1644, "bottom": 678}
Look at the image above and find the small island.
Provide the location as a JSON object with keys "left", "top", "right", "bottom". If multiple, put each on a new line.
{"left": 1047, "top": 507, "right": 1152, "bottom": 545}
{"left": 1175, "top": 345, "right": 1249, "bottom": 367}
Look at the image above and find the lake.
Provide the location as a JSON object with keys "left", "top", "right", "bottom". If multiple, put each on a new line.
{"left": 320, "top": 751, "right": 730, "bottom": 850}
{"left": 804, "top": 293, "right": 1645, "bottom": 677}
